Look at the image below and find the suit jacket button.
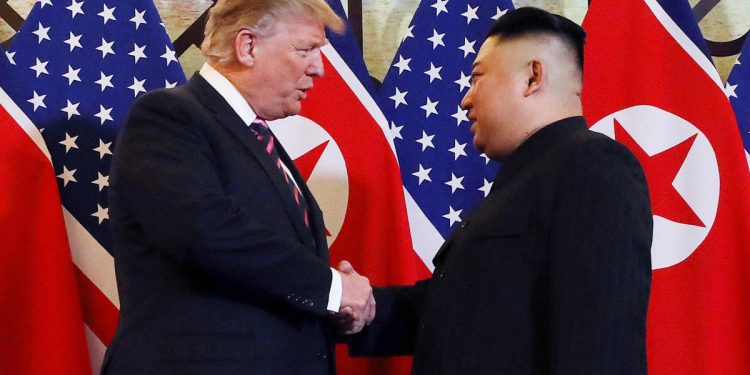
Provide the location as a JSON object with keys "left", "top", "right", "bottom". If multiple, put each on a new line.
{"left": 438, "top": 272, "right": 445, "bottom": 278}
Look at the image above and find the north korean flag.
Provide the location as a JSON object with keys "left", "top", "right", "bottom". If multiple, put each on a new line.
{"left": 0, "top": 77, "right": 91, "bottom": 373}
{"left": 582, "top": 0, "right": 750, "bottom": 373}
{"left": 269, "top": 2, "right": 431, "bottom": 374}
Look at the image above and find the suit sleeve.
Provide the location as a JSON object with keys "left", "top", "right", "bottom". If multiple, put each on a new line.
{"left": 110, "top": 90, "right": 333, "bottom": 317}
{"left": 346, "top": 281, "right": 429, "bottom": 356}
{"left": 546, "top": 139, "right": 652, "bottom": 374}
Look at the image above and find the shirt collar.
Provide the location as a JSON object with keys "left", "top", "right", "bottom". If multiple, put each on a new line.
{"left": 199, "top": 63, "right": 257, "bottom": 126}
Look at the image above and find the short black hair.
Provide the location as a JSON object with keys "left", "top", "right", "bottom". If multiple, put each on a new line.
{"left": 487, "top": 7, "right": 586, "bottom": 72}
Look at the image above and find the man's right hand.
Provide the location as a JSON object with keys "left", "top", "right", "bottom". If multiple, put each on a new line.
{"left": 337, "top": 260, "right": 375, "bottom": 335}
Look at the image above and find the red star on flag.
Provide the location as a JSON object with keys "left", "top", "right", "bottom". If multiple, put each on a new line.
{"left": 614, "top": 119, "right": 704, "bottom": 227}
{"left": 293, "top": 140, "right": 332, "bottom": 236}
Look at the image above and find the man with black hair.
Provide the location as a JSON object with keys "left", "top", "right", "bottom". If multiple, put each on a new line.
{"left": 344, "top": 7, "right": 652, "bottom": 374}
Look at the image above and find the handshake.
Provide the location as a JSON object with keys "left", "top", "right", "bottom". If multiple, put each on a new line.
{"left": 336, "top": 260, "right": 376, "bottom": 335}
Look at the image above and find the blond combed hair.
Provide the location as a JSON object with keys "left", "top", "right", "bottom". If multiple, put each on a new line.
{"left": 201, "top": 0, "right": 345, "bottom": 65}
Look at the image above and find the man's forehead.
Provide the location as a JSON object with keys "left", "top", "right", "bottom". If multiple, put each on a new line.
{"left": 272, "top": 14, "right": 324, "bottom": 31}
{"left": 268, "top": 16, "right": 327, "bottom": 43}
{"left": 473, "top": 36, "right": 506, "bottom": 68}
{"left": 474, "top": 35, "right": 553, "bottom": 66}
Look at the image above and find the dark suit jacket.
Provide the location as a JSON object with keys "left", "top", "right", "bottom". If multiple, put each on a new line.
{"left": 352, "top": 117, "right": 653, "bottom": 374}
{"left": 102, "top": 75, "right": 336, "bottom": 374}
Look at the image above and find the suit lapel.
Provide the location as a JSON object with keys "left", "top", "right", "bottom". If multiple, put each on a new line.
{"left": 187, "top": 75, "right": 318, "bottom": 252}
{"left": 432, "top": 230, "right": 457, "bottom": 268}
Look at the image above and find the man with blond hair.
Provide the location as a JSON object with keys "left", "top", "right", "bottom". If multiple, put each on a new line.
{"left": 103, "top": 1, "right": 374, "bottom": 373}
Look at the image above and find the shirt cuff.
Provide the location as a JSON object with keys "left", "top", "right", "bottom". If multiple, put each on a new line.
{"left": 327, "top": 267, "right": 342, "bottom": 313}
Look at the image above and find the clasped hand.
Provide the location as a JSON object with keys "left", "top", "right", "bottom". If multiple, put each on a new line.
{"left": 336, "top": 260, "right": 376, "bottom": 335}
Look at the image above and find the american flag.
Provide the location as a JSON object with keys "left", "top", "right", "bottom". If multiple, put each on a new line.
{"left": 378, "top": 0, "right": 514, "bottom": 264}
{"left": 0, "top": 0, "right": 184, "bottom": 370}
{"left": 726, "top": 38, "right": 750, "bottom": 166}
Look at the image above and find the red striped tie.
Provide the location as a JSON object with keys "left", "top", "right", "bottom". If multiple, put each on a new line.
{"left": 250, "top": 118, "right": 310, "bottom": 227}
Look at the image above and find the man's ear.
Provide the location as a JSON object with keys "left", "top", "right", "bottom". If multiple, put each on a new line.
{"left": 235, "top": 29, "right": 256, "bottom": 67}
{"left": 524, "top": 59, "right": 543, "bottom": 97}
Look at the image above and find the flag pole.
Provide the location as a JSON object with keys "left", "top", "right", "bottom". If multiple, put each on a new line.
{"left": 347, "top": 0, "right": 363, "bottom": 53}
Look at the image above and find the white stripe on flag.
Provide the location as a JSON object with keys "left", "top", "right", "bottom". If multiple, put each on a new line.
{"left": 645, "top": 0, "right": 723, "bottom": 90}
{"left": 64, "top": 208, "right": 120, "bottom": 308}
{"left": 84, "top": 324, "right": 106, "bottom": 375}
{"left": 2, "top": 84, "right": 119, "bottom": 307}
{"left": 404, "top": 187, "right": 444, "bottom": 272}
{"left": 321, "top": 44, "right": 398, "bottom": 156}
{"left": 0, "top": 87, "right": 51, "bottom": 162}
{"left": 321, "top": 43, "right": 445, "bottom": 271}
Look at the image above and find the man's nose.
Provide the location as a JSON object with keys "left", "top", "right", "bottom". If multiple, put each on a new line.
{"left": 307, "top": 50, "right": 325, "bottom": 77}
{"left": 460, "top": 91, "right": 472, "bottom": 111}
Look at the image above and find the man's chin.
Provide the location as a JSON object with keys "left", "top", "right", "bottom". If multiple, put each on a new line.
{"left": 472, "top": 138, "right": 485, "bottom": 153}
{"left": 270, "top": 103, "right": 299, "bottom": 120}
{"left": 285, "top": 105, "right": 302, "bottom": 118}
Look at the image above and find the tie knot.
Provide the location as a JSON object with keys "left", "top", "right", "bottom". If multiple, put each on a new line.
{"left": 253, "top": 118, "right": 269, "bottom": 128}
{"left": 251, "top": 118, "right": 271, "bottom": 137}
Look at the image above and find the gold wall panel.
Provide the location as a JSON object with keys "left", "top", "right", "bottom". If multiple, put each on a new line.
{"left": 1, "top": 1, "right": 748, "bottom": 81}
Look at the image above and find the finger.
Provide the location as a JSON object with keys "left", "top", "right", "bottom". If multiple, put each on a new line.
{"left": 341, "top": 315, "right": 364, "bottom": 335}
{"left": 362, "top": 295, "right": 372, "bottom": 318}
{"left": 350, "top": 309, "right": 363, "bottom": 324}
{"left": 337, "top": 315, "right": 354, "bottom": 330}
{"left": 345, "top": 321, "right": 364, "bottom": 335}
{"left": 338, "top": 306, "right": 354, "bottom": 318}
{"left": 338, "top": 260, "right": 354, "bottom": 274}
{"left": 339, "top": 322, "right": 355, "bottom": 335}
{"left": 338, "top": 310, "right": 357, "bottom": 330}
{"left": 365, "top": 304, "right": 374, "bottom": 325}
{"left": 353, "top": 304, "right": 368, "bottom": 325}
{"left": 353, "top": 320, "right": 366, "bottom": 334}
{"left": 336, "top": 308, "right": 356, "bottom": 334}
{"left": 366, "top": 295, "right": 376, "bottom": 325}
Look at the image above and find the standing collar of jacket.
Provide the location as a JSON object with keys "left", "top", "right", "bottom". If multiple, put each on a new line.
{"left": 492, "top": 116, "right": 588, "bottom": 188}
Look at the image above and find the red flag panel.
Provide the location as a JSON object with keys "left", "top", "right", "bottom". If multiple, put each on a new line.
{"left": 582, "top": 1, "right": 750, "bottom": 373}
{"left": 0, "top": 98, "right": 91, "bottom": 374}
{"left": 275, "top": 50, "right": 432, "bottom": 374}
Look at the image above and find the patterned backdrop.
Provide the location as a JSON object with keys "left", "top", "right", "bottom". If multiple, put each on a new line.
{"left": 1, "top": 0, "right": 747, "bottom": 81}
{"left": 2, "top": 1, "right": 749, "bottom": 373}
